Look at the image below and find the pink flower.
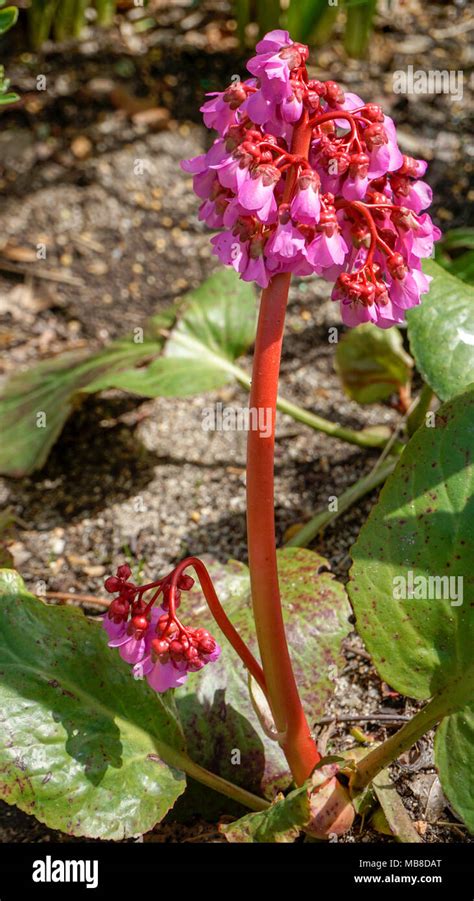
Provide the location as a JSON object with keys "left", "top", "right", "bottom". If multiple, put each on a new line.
{"left": 200, "top": 82, "right": 248, "bottom": 136}
{"left": 392, "top": 176, "right": 433, "bottom": 214}
{"left": 182, "top": 29, "right": 440, "bottom": 329}
{"left": 239, "top": 164, "right": 280, "bottom": 220}
{"left": 290, "top": 172, "right": 321, "bottom": 224}
{"left": 388, "top": 266, "right": 430, "bottom": 310}
{"left": 147, "top": 662, "right": 189, "bottom": 692}
{"left": 266, "top": 217, "right": 306, "bottom": 260}
{"left": 307, "top": 232, "right": 348, "bottom": 270}
{"left": 245, "top": 240, "right": 271, "bottom": 287}
{"left": 103, "top": 616, "right": 126, "bottom": 642}
{"left": 247, "top": 30, "right": 296, "bottom": 103}
{"left": 365, "top": 117, "right": 403, "bottom": 178}
{"left": 406, "top": 213, "right": 442, "bottom": 259}
{"left": 102, "top": 563, "right": 222, "bottom": 694}
{"left": 281, "top": 86, "right": 304, "bottom": 123}
{"left": 255, "top": 29, "right": 293, "bottom": 53}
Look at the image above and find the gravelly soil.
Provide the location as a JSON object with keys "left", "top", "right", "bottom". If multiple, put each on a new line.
{"left": 0, "top": 0, "right": 471, "bottom": 843}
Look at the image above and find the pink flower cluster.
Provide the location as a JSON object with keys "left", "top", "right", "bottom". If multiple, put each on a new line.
{"left": 103, "top": 564, "right": 220, "bottom": 693}
{"left": 182, "top": 29, "right": 440, "bottom": 327}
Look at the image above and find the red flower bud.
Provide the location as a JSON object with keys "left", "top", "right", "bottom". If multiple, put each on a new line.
{"left": 223, "top": 83, "right": 247, "bottom": 108}
{"left": 349, "top": 152, "right": 370, "bottom": 179}
{"left": 280, "top": 43, "right": 308, "bottom": 69}
{"left": 387, "top": 253, "right": 408, "bottom": 280}
{"left": 152, "top": 638, "right": 169, "bottom": 657}
{"left": 240, "top": 141, "right": 261, "bottom": 158}
{"left": 397, "top": 155, "right": 418, "bottom": 177}
{"left": 132, "top": 598, "right": 147, "bottom": 616}
{"left": 362, "top": 104, "right": 384, "bottom": 123}
{"left": 319, "top": 120, "right": 336, "bottom": 136}
{"left": 104, "top": 576, "right": 121, "bottom": 594}
{"left": 177, "top": 574, "right": 195, "bottom": 591}
{"left": 307, "top": 80, "right": 326, "bottom": 97}
{"left": 169, "top": 640, "right": 185, "bottom": 661}
{"left": 391, "top": 206, "right": 418, "bottom": 231}
{"left": 199, "top": 637, "right": 217, "bottom": 655}
{"left": 161, "top": 584, "right": 181, "bottom": 611}
{"left": 364, "top": 124, "right": 387, "bottom": 151}
{"left": 190, "top": 658, "right": 205, "bottom": 671}
{"left": 306, "top": 91, "right": 321, "bottom": 111}
{"left": 194, "top": 628, "right": 211, "bottom": 642}
{"left": 108, "top": 597, "right": 130, "bottom": 623}
{"left": 117, "top": 564, "right": 132, "bottom": 580}
{"left": 390, "top": 174, "right": 410, "bottom": 197}
{"left": 325, "top": 80, "right": 345, "bottom": 106}
{"left": 127, "top": 614, "right": 149, "bottom": 638}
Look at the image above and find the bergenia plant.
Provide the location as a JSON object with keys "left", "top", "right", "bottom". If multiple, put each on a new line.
{"left": 2, "top": 29, "right": 473, "bottom": 843}
{"left": 101, "top": 30, "right": 438, "bottom": 824}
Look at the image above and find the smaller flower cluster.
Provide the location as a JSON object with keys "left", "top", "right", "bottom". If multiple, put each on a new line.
{"left": 103, "top": 563, "right": 220, "bottom": 693}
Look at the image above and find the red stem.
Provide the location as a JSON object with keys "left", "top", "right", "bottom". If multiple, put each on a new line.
{"left": 338, "top": 199, "right": 378, "bottom": 265}
{"left": 246, "top": 112, "right": 321, "bottom": 785}
{"left": 169, "top": 556, "right": 267, "bottom": 695}
{"left": 309, "top": 109, "right": 361, "bottom": 150}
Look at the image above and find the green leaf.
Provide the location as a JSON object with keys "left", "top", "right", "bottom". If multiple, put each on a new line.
{"left": 435, "top": 703, "right": 474, "bottom": 833}
{"left": 348, "top": 385, "right": 474, "bottom": 703}
{"left": 407, "top": 260, "right": 474, "bottom": 401}
{"left": 372, "top": 769, "right": 422, "bottom": 843}
{"left": 177, "top": 548, "right": 351, "bottom": 802}
{"left": 0, "top": 570, "right": 187, "bottom": 838}
{"left": 255, "top": 0, "right": 281, "bottom": 37}
{"left": 0, "top": 91, "right": 19, "bottom": 105}
{"left": 0, "top": 269, "right": 256, "bottom": 477}
{"left": 0, "top": 5, "right": 18, "bottom": 34}
{"left": 221, "top": 764, "right": 355, "bottom": 842}
{"left": 446, "top": 250, "right": 474, "bottom": 286}
{"left": 220, "top": 784, "right": 311, "bottom": 842}
{"left": 335, "top": 322, "right": 413, "bottom": 404}
{"left": 438, "top": 228, "right": 474, "bottom": 252}
{"left": 349, "top": 387, "right": 474, "bottom": 832}
{"left": 344, "top": 0, "right": 377, "bottom": 58}
{"left": 0, "top": 337, "right": 163, "bottom": 478}
{"left": 286, "top": 0, "right": 329, "bottom": 42}
{"left": 107, "top": 268, "right": 257, "bottom": 397}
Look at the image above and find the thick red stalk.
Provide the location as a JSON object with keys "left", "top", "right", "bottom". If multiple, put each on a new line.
{"left": 246, "top": 113, "right": 320, "bottom": 785}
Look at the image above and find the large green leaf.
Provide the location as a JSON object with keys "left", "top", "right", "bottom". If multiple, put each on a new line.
{"left": 335, "top": 322, "right": 412, "bottom": 404}
{"left": 349, "top": 387, "right": 474, "bottom": 832}
{"left": 435, "top": 703, "right": 474, "bottom": 833}
{"left": 177, "top": 548, "right": 351, "bottom": 801}
{"left": 0, "top": 570, "right": 187, "bottom": 839}
{"left": 435, "top": 228, "right": 474, "bottom": 285}
{"left": 348, "top": 385, "right": 474, "bottom": 702}
{"left": 107, "top": 268, "right": 257, "bottom": 397}
{"left": 407, "top": 260, "right": 474, "bottom": 401}
{"left": 446, "top": 251, "right": 474, "bottom": 285}
{"left": 0, "top": 338, "right": 162, "bottom": 478}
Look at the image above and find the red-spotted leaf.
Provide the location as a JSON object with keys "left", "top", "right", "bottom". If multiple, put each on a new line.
{"left": 349, "top": 386, "right": 474, "bottom": 832}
